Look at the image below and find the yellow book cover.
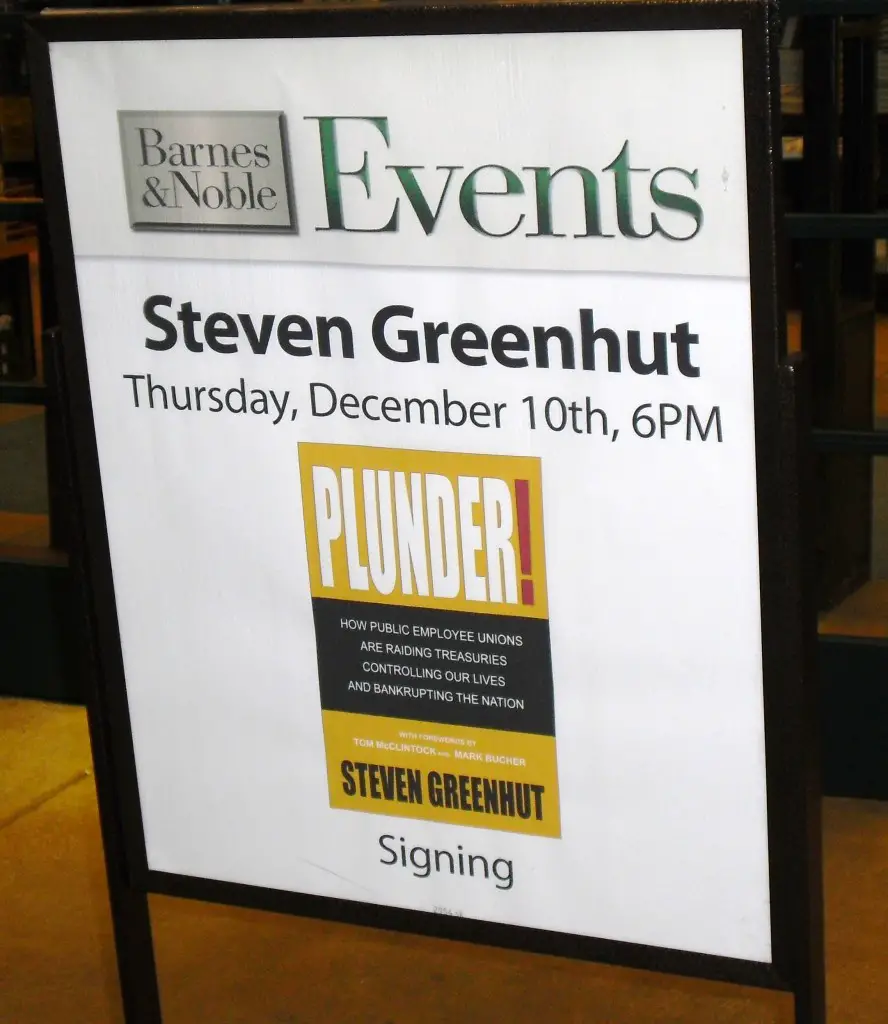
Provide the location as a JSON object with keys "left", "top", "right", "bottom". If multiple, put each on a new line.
{"left": 299, "top": 442, "right": 560, "bottom": 838}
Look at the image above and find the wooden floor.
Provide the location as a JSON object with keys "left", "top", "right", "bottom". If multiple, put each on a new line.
{"left": 1, "top": 697, "right": 887, "bottom": 1024}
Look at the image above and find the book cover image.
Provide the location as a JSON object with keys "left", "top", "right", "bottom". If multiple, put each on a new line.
{"left": 299, "top": 442, "right": 560, "bottom": 839}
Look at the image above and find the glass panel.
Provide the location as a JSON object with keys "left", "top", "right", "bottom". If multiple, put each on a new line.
{"left": 786, "top": 254, "right": 886, "bottom": 431}
{"left": 818, "top": 454, "right": 888, "bottom": 639}
{"left": 780, "top": 47, "right": 803, "bottom": 116}
{"left": 878, "top": 281, "right": 888, "bottom": 428}
{"left": 0, "top": 402, "right": 49, "bottom": 549}
{"left": 0, "top": 226, "right": 49, "bottom": 552}
{"left": 1, "top": 28, "right": 49, "bottom": 553}
{"left": 787, "top": 311, "right": 801, "bottom": 355}
{"left": 879, "top": 19, "right": 888, "bottom": 117}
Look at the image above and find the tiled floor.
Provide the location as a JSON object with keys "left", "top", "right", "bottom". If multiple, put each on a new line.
{"left": 1, "top": 698, "right": 887, "bottom": 1023}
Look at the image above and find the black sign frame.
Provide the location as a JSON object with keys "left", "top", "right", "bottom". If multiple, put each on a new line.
{"left": 27, "top": 3, "right": 825, "bottom": 1022}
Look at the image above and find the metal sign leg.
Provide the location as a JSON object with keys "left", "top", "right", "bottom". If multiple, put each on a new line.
{"left": 779, "top": 355, "right": 827, "bottom": 1024}
{"left": 48, "top": 326, "right": 164, "bottom": 1023}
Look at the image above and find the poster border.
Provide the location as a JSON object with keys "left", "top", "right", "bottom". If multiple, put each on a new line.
{"left": 26, "top": 0, "right": 820, "bottom": 1002}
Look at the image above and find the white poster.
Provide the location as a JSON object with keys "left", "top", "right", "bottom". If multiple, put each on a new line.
{"left": 50, "top": 29, "right": 771, "bottom": 963}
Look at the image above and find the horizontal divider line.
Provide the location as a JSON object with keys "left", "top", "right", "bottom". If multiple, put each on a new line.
{"left": 813, "top": 429, "right": 888, "bottom": 455}
{"left": 786, "top": 213, "right": 888, "bottom": 240}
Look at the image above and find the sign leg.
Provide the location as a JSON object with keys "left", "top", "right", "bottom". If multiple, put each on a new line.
{"left": 81, "top": 510, "right": 165, "bottom": 1024}
{"left": 84, "top": 672, "right": 163, "bottom": 1023}
{"left": 100, "top": 863, "right": 164, "bottom": 1024}
{"left": 47, "top": 327, "right": 164, "bottom": 1023}
{"left": 779, "top": 355, "right": 827, "bottom": 1024}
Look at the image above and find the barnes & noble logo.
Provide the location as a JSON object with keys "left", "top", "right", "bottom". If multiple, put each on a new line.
{"left": 118, "top": 111, "right": 703, "bottom": 241}
{"left": 118, "top": 111, "right": 296, "bottom": 231}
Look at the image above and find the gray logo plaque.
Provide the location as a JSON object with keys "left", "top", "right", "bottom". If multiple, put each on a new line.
{"left": 118, "top": 110, "right": 295, "bottom": 232}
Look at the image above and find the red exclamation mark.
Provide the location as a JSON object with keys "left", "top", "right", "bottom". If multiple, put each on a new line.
{"left": 514, "top": 479, "right": 534, "bottom": 605}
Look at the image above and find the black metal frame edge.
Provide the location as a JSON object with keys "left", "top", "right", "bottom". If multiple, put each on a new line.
{"left": 26, "top": 31, "right": 165, "bottom": 1024}
{"left": 813, "top": 428, "right": 888, "bottom": 454}
{"left": 0, "top": 383, "right": 48, "bottom": 404}
{"left": 25, "top": 19, "right": 153, "bottom": 886}
{"left": 742, "top": 5, "right": 825, "bottom": 1018}
{"left": 149, "top": 868, "right": 784, "bottom": 990}
{"left": 786, "top": 213, "right": 888, "bottom": 239}
{"left": 782, "top": 0, "right": 888, "bottom": 14}
{"left": 48, "top": 324, "right": 164, "bottom": 1018}
{"left": 31, "top": 0, "right": 770, "bottom": 42}
{"left": 819, "top": 632, "right": 888, "bottom": 648}
{"left": 0, "top": 200, "right": 45, "bottom": 222}
{"left": 775, "top": 354, "right": 827, "bottom": 1024}
{"left": 25, "top": 1, "right": 821, "bottom": 1016}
